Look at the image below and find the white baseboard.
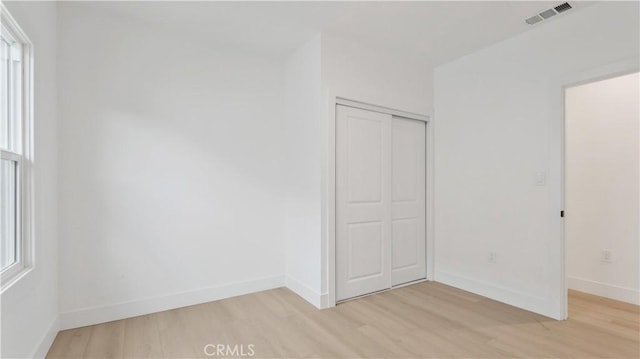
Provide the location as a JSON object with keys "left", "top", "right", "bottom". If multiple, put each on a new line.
{"left": 435, "top": 270, "right": 554, "bottom": 318}
{"left": 568, "top": 276, "right": 640, "bottom": 305}
{"left": 59, "top": 275, "right": 285, "bottom": 330}
{"left": 32, "top": 316, "right": 59, "bottom": 359}
{"left": 285, "top": 275, "right": 327, "bottom": 309}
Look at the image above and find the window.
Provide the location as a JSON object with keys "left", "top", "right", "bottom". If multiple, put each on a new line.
{"left": 1, "top": 5, "right": 32, "bottom": 289}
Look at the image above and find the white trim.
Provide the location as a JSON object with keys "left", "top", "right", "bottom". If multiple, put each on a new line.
{"left": 59, "top": 275, "right": 285, "bottom": 330}
{"left": 337, "top": 278, "right": 428, "bottom": 305}
{"left": 555, "top": 57, "right": 640, "bottom": 320}
{"left": 435, "top": 270, "right": 550, "bottom": 317}
{"left": 392, "top": 277, "right": 428, "bottom": 290}
{"left": 1, "top": 149, "right": 21, "bottom": 161}
{"left": 336, "top": 97, "right": 429, "bottom": 123}
{"left": 32, "top": 317, "right": 60, "bottom": 359}
{"left": 568, "top": 276, "right": 640, "bottom": 305}
{"left": 325, "top": 89, "right": 337, "bottom": 308}
{"left": 325, "top": 94, "right": 433, "bottom": 307}
{"left": 0, "top": 2, "right": 34, "bottom": 292}
{"left": 285, "top": 275, "right": 327, "bottom": 309}
{"left": 425, "top": 120, "right": 435, "bottom": 281}
{"left": 0, "top": 5, "right": 32, "bottom": 46}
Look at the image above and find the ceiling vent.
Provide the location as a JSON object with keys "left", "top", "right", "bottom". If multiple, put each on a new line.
{"left": 555, "top": 2, "right": 573, "bottom": 13}
{"left": 539, "top": 9, "right": 557, "bottom": 19}
{"left": 526, "top": 2, "right": 572, "bottom": 25}
{"left": 525, "top": 15, "right": 543, "bottom": 25}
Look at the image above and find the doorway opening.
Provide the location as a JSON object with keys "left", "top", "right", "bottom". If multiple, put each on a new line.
{"left": 564, "top": 72, "right": 640, "bottom": 314}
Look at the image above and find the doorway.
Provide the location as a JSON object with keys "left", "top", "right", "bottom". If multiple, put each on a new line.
{"left": 335, "top": 103, "right": 428, "bottom": 301}
{"left": 564, "top": 72, "right": 640, "bottom": 308}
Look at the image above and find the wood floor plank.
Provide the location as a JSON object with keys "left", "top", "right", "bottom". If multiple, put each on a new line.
{"left": 46, "top": 283, "right": 640, "bottom": 358}
{"left": 122, "top": 314, "right": 164, "bottom": 358}
{"left": 82, "top": 321, "right": 125, "bottom": 359}
{"left": 46, "top": 327, "right": 92, "bottom": 359}
{"left": 155, "top": 305, "right": 206, "bottom": 358}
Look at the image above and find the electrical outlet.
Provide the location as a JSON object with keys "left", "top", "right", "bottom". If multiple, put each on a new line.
{"left": 488, "top": 252, "right": 497, "bottom": 264}
{"left": 535, "top": 171, "right": 546, "bottom": 186}
{"left": 601, "top": 250, "right": 612, "bottom": 263}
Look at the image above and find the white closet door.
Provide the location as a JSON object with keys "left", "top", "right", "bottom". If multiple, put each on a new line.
{"left": 336, "top": 105, "right": 392, "bottom": 301}
{"left": 391, "top": 117, "right": 426, "bottom": 286}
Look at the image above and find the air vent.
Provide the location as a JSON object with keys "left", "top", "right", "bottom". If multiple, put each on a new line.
{"left": 525, "top": 2, "right": 572, "bottom": 25}
{"left": 539, "top": 9, "right": 557, "bottom": 19}
{"left": 525, "top": 15, "right": 543, "bottom": 25}
{"left": 554, "top": 2, "right": 572, "bottom": 13}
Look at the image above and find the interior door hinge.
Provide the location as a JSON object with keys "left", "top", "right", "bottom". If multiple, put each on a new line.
{"left": 561, "top": 210, "right": 564, "bottom": 218}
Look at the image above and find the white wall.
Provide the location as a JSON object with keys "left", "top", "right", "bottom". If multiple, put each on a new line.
{"left": 321, "top": 33, "right": 433, "bottom": 116}
{"left": 57, "top": 4, "right": 286, "bottom": 329}
{"left": 283, "top": 35, "right": 324, "bottom": 306}
{"left": 1, "top": 2, "right": 59, "bottom": 358}
{"left": 434, "top": 2, "right": 639, "bottom": 319}
{"left": 566, "top": 72, "right": 640, "bottom": 305}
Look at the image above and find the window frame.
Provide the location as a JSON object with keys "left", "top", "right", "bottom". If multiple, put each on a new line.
{"left": 1, "top": 4, "right": 34, "bottom": 291}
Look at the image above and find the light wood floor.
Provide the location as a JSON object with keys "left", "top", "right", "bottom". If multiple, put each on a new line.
{"left": 47, "top": 282, "right": 639, "bottom": 358}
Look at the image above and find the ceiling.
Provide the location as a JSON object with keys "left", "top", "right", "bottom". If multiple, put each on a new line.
{"left": 66, "top": 1, "right": 598, "bottom": 64}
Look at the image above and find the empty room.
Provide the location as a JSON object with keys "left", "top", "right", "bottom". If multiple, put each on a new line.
{"left": 1, "top": 1, "right": 638, "bottom": 358}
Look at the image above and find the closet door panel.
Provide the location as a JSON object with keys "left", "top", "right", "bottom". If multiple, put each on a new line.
{"left": 391, "top": 117, "right": 426, "bottom": 286}
{"left": 336, "top": 105, "right": 392, "bottom": 301}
